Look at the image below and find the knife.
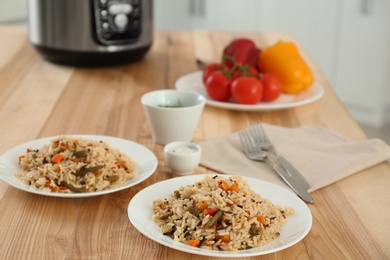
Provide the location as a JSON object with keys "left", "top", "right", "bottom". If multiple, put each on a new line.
{"left": 263, "top": 155, "right": 314, "bottom": 203}
{"left": 270, "top": 149, "right": 311, "bottom": 190}
{"left": 250, "top": 123, "right": 311, "bottom": 190}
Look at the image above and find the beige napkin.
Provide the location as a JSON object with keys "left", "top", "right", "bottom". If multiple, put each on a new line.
{"left": 199, "top": 124, "right": 390, "bottom": 192}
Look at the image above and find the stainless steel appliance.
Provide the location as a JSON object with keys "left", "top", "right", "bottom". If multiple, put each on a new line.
{"left": 28, "top": 0, "right": 153, "bottom": 66}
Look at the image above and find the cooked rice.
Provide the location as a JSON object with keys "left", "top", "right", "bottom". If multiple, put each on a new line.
{"left": 152, "top": 175, "right": 294, "bottom": 251}
{"left": 15, "top": 136, "right": 137, "bottom": 193}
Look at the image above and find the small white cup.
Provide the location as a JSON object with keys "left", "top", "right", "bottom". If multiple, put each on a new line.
{"left": 141, "top": 90, "right": 205, "bottom": 145}
{"left": 164, "top": 142, "right": 202, "bottom": 175}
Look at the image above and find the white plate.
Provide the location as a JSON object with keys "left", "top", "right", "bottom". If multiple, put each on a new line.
{"left": 175, "top": 71, "right": 324, "bottom": 111}
{"left": 0, "top": 135, "right": 158, "bottom": 198}
{"left": 128, "top": 174, "right": 312, "bottom": 257}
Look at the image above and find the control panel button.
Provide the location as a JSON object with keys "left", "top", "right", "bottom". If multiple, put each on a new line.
{"left": 132, "top": 7, "right": 140, "bottom": 18}
{"left": 122, "top": 4, "right": 133, "bottom": 14}
{"left": 114, "top": 13, "right": 129, "bottom": 29}
{"left": 100, "top": 0, "right": 108, "bottom": 7}
{"left": 94, "top": 0, "right": 142, "bottom": 45}
{"left": 102, "top": 22, "right": 109, "bottom": 29}
{"left": 109, "top": 3, "right": 133, "bottom": 15}
{"left": 131, "top": 19, "right": 140, "bottom": 29}
{"left": 101, "top": 10, "right": 108, "bottom": 20}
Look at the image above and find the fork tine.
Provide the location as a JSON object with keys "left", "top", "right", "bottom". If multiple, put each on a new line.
{"left": 249, "top": 123, "right": 262, "bottom": 143}
{"left": 239, "top": 130, "right": 250, "bottom": 153}
{"left": 257, "top": 123, "right": 271, "bottom": 143}
{"left": 239, "top": 129, "right": 260, "bottom": 154}
{"left": 238, "top": 131, "right": 250, "bottom": 154}
{"left": 238, "top": 131, "right": 245, "bottom": 151}
{"left": 250, "top": 122, "right": 270, "bottom": 144}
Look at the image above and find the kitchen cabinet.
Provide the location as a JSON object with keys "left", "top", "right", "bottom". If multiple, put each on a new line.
{"left": 0, "top": 0, "right": 26, "bottom": 23}
{"left": 154, "top": 0, "right": 390, "bottom": 128}
{"left": 333, "top": 0, "right": 390, "bottom": 128}
{"left": 154, "top": 0, "right": 258, "bottom": 31}
{"left": 154, "top": 0, "right": 196, "bottom": 29}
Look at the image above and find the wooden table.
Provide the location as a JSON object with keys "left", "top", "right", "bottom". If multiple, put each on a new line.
{"left": 0, "top": 25, "right": 389, "bottom": 260}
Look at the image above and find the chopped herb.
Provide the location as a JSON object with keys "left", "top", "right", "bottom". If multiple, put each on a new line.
{"left": 158, "top": 99, "right": 183, "bottom": 108}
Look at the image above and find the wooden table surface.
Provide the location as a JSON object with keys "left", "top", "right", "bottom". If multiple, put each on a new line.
{"left": 0, "top": 25, "right": 389, "bottom": 260}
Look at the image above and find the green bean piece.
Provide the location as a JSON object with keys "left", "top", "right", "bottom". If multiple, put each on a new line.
{"left": 160, "top": 211, "right": 173, "bottom": 220}
{"left": 206, "top": 210, "right": 223, "bottom": 228}
{"left": 249, "top": 224, "right": 260, "bottom": 235}
{"left": 106, "top": 175, "right": 119, "bottom": 183}
{"left": 188, "top": 206, "right": 200, "bottom": 216}
{"left": 73, "top": 150, "right": 87, "bottom": 158}
{"left": 60, "top": 181, "right": 86, "bottom": 193}
{"left": 161, "top": 225, "right": 173, "bottom": 235}
{"left": 74, "top": 165, "right": 104, "bottom": 177}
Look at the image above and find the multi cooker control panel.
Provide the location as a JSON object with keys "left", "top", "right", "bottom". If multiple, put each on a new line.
{"left": 93, "top": 0, "right": 142, "bottom": 45}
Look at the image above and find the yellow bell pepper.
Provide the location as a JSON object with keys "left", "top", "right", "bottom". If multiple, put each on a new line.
{"left": 259, "top": 41, "right": 314, "bottom": 94}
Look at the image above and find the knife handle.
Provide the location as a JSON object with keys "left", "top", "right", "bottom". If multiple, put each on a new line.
{"left": 264, "top": 158, "right": 314, "bottom": 203}
{"left": 272, "top": 151, "right": 311, "bottom": 190}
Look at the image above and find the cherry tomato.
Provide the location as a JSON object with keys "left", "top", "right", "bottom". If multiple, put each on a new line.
{"left": 205, "top": 71, "right": 231, "bottom": 102}
{"left": 231, "top": 77, "right": 263, "bottom": 104}
{"left": 231, "top": 65, "right": 259, "bottom": 79}
{"left": 261, "top": 73, "right": 282, "bottom": 102}
{"left": 202, "top": 63, "right": 222, "bottom": 84}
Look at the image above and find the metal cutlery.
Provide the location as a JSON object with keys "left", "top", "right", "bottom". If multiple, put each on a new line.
{"left": 238, "top": 129, "right": 314, "bottom": 203}
{"left": 249, "top": 123, "right": 311, "bottom": 190}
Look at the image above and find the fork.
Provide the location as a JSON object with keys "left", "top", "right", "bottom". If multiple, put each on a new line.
{"left": 238, "top": 129, "right": 314, "bottom": 203}
{"left": 249, "top": 123, "right": 311, "bottom": 190}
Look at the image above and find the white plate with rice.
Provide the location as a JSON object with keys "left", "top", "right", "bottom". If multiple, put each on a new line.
{"left": 128, "top": 174, "right": 312, "bottom": 257}
{"left": 0, "top": 135, "right": 158, "bottom": 198}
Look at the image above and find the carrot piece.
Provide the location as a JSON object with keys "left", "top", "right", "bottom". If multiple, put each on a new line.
{"left": 219, "top": 180, "right": 229, "bottom": 191}
{"left": 74, "top": 139, "right": 79, "bottom": 145}
{"left": 197, "top": 202, "right": 208, "bottom": 210}
{"left": 221, "top": 215, "right": 228, "bottom": 222}
{"left": 55, "top": 166, "right": 61, "bottom": 173}
{"left": 73, "top": 158, "right": 79, "bottom": 163}
{"left": 115, "top": 161, "right": 125, "bottom": 167}
{"left": 51, "top": 154, "right": 64, "bottom": 164}
{"left": 228, "top": 182, "right": 239, "bottom": 192}
{"left": 51, "top": 186, "right": 60, "bottom": 192}
{"left": 188, "top": 239, "right": 200, "bottom": 247}
{"left": 220, "top": 235, "right": 231, "bottom": 243}
{"left": 59, "top": 143, "right": 67, "bottom": 151}
{"left": 257, "top": 215, "right": 267, "bottom": 225}
{"left": 18, "top": 155, "right": 25, "bottom": 163}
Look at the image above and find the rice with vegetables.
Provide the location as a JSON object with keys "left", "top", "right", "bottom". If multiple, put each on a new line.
{"left": 15, "top": 136, "right": 137, "bottom": 193}
{"left": 152, "top": 175, "right": 294, "bottom": 251}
